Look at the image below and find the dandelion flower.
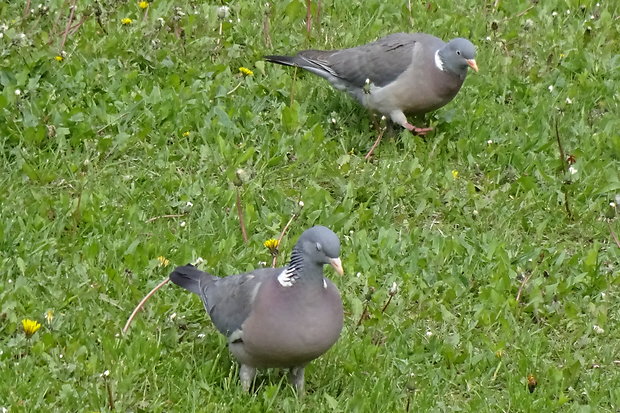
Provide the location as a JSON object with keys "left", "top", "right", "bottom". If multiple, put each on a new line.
{"left": 527, "top": 374, "right": 537, "bottom": 393}
{"left": 121, "top": 18, "right": 133, "bottom": 25}
{"left": 157, "top": 256, "right": 170, "bottom": 267}
{"left": 388, "top": 281, "right": 399, "bottom": 296}
{"left": 239, "top": 67, "right": 254, "bottom": 76}
{"left": 54, "top": 55, "right": 64, "bottom": 62}
{"left": 138, "top": 1, "right": 149, "bottom": 9}
{"left": 217, "top": 6, "right": 231, "bottom": 19}
{"left": 263, "top": 239, "right": 279, "bottom": 254}
{"left": 22, "top": 319, "right": 42, "bottom": 338}
{"left": 451, "top": 170, "right": 459, "bottom": 179}
{"left": 182, "top": 131, "right": 191, "bottom": 137}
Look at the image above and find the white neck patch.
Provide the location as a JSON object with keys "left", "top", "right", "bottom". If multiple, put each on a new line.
{"left": 323, "top": 278, "right": 327, "bottom": 289}
{"left": 277, "top": 268, "right": 296, "bottom": 287}
{"left": 434, "top": 50, "right": 445, "bottom": 71}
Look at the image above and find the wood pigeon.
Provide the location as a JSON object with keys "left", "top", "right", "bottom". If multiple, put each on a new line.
{"left": 169, "top": 225, "right": 344, "bottom": 393}
{"left": 265, "top": 33, "right": 478, "bottom": 134}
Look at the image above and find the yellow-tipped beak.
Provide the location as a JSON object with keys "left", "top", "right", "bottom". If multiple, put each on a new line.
{"left": 330, "top": 257, "right": 344, "bottom": 276}
{"left": 467, "top": 59, "right": 479, "bottom": 72}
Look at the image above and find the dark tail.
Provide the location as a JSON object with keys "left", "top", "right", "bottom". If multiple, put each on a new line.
{"left": 169, "top": 264, "right": 214, "bottom": 295}
{"left": 264, "top": 55, "right": 300, "bottom": 67}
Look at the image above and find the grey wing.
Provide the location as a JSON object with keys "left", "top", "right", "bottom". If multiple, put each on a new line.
{"left": 308, "top": 33, "right": 419, "bottom": 88}
{"left": 200, "top": 267, "right": 280, "bottom": 337}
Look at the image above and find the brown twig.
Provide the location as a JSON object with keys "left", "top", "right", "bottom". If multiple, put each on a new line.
{"left": 68, "top": 14, "right": 89, "bottom": 35}
{"left": 145, "top": 213, "right": 186, "bottom": 223}
{"left": 236, "top": 188, "right": 248, "bottom": 243}
{"left": 380, "top": 295, "right": 394, "bottom": 313}
{"left": 516, "top": 272, "right": 534, "bottom": 303}
{"left": 512, "top": 4, "right": 535, "bottom": 19}
{"left": 263, "top": 3, "right": 272, "bottom": 49}
{"left": 142, "top": 5, "right": 149, "bottom": 22}
{"left": 364, "top": 124, "right": 387, "bottom": 160}
{"left": 104, "top": 374, "right": 115, "bottom": 411}
{"left": 355, "top": 302, "right": 370, "bottom": 328}
{"left": 122, "top": 277, "right": 170, "bottom": 334}
{"left": 316, "top": 0, "right": 321, "bottom": 32}
{"left": 23, "top": 0, "right": 32, "bottom": 18}
{"left": 60, "top": 0, "right": 77, "bottom": 51}
{"left": 554, "top": 117, "right": 572, "bottom": 218}
{"left": 609, "top": 222, "right": 620, "bottom": 249}
{"left": 305, "top": 0, "right": 312, "bottom": 35}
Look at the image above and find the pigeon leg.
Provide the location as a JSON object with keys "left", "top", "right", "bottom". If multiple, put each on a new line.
{"left": 239, "top": 364, "right": 257, "bottom": 392}
{"left": 391, "top": 110, "right": 433, "bottom": 135}
{"left": 404, "top": 122, "right": 433, "bottom": 135}
{"left": 289, "top": 366, "right": 305, "bottom": 394}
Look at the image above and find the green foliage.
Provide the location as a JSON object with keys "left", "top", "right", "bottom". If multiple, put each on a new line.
{"left": 1, "top": 0, "right": 619, "bottom": 411}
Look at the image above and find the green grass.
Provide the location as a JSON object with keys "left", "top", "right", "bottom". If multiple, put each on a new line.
{"left": 1, "top": 0, "right": 619, "bottom": 411}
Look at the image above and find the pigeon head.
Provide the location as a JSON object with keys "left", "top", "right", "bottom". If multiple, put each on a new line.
{"left": 295, "top": 226, "right": 343, "bottom": 275}
{"left": 439, "top": 38, "right": 478, "bottom": 75}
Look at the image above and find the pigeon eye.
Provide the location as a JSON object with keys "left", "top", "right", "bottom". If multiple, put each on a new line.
{"left": 456, "top": 50, "right": 461, "bottom": 56}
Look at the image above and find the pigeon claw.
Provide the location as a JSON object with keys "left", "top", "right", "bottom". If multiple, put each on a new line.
{"left": 404, "top": 122, "right": 433, "bottom": 135}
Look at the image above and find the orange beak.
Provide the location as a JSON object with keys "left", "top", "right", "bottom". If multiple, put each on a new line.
{"left": 329, "top": 257, "right": 344, "bottom": 275}
{"left": 466, "top": 59, "right": 479, "bottom": 72}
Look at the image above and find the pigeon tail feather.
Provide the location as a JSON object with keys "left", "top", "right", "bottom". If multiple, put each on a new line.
{"left": 169, "top": 264, "right": 215, "bottom": 295}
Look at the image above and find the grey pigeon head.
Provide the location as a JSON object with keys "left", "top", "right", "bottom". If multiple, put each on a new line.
{"left": 439, "top": 38, "right": 478, "bottom": 75}
{"left": 295, "top": 226, "right": 343, "bottom": 274}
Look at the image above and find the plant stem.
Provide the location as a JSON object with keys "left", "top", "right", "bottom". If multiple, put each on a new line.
{"left": 123, "top": 277, "right": 170, "bottom": 334}
{"left": 60, "top": 0, "right": 77, "bottom": 51}
{"left": 236, "top": 188, "right": 248, "bottom": 243}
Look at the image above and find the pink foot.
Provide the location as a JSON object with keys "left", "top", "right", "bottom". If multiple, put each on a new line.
{"left": 404, "top": 122, "right": 433, "bottom": 135}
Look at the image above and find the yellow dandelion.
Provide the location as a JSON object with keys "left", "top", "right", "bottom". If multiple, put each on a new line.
{"left": 157, "top": 256, "right": 170, "bottom": 267}
{"left": 527, "top": 374, "right": 537, "bottom": 393}
{"left": 138, "top": 1, "right": 149, "bottom": 9}
{"left": 182, "top": 131, "right": 191, "bottom": 137}
{"left": 22, "top": 319, "right": 42, "bottom": 338}
{"left": 239, "top": 67, "right": 254, "bottom": 76}
{"left": 263, "top": 239, "right": 279, "bottom": 254}
{"left": 54, "top": 55, "right": 64, "bottom": 62}
{"left": 45, "top": 310, "right": 54, "bottom": 325}
{"left": 451, "top": 170, "right": 459, "bottom": 179}
{"left": 121, "top": 17, "right": 133, "bottom": 25}
{"left": 495, "top": 349, "right": 503, "bottom": 358}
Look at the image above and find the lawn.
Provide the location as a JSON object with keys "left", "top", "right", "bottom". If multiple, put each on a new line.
{"left": 1, "top": 0, "right": 619, "bottom": 411}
